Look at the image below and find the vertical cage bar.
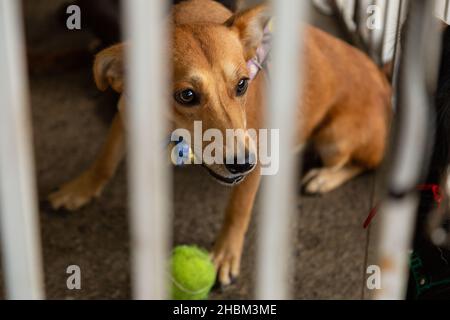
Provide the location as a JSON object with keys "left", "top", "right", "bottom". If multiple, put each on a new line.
{"left": 256, "top": 0, "right": 307, "bottom": 300}
{"left": 353, "top": 0, "right": 361, "bottom": 27}
{"left": 445, "top": 0, "right": 449, "bottom": 22}
{"left": 367, "top": 0, "right": 377, "bottom": 58}
{"left": 124, "top": 0, "right": 171, "bottom": 299}
{"left": 375, "top": 0, "right": 440, "bottom": 300}
{"left": 391, "top": 0, "right": 406, "bottom": 93}
{"left": 0, "top": 0, "right": 44, "bottom": 299}
{"left": 377, "top": 0, "right": 390, "bottom": 65}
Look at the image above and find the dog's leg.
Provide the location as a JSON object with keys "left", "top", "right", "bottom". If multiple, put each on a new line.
{"left": 48, "top": 113, "right": 125, "bottom": 211}
{"left": 212, "top": 168, "right": 261, "bottom": 286}
{"left": 302, "top": 114, "right": 376, "bottom": 194}
{"left": 302, "top": 164, "right": 364, "bottom": 194}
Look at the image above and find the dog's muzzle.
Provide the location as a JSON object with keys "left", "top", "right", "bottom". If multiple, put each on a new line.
{"left": 203, "top": 165, "right": 246, "bottom": 186}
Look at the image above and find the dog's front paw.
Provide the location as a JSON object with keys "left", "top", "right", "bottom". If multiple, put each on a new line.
{"left": 212, "top": 230, "right": 244, "bottom": 287}
{"left": 302, "top": 166, "right": 363, "bottom": 194}
{"left": 48, "top": 171, "right": 105, "bottom": 211}
{"left": 302, "top": 168, "right": 336, "bottom": 194}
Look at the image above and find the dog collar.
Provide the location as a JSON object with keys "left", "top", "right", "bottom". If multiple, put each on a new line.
{"left": 247, "top": 19, "right": 273, "bottom": 81}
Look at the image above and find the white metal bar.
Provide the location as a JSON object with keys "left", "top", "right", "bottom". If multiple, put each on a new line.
{"left": 124, "top": 0, "right": 171, "bottom": 299}
{"left": 376, "top": 0, "right": 440, "bottom": 300}
{"left": 443, "top": 0, "right": 449, "bottom": 22}
{"left": 375, "top": 197, "right": 418, "bottom": 299}
{"left": 391, "top": 0, "right": 406, "bottom": 89}
{"left": 0, "top": 0, "right": 44, "bottom": 299}
{"left": 446, "top": 0, "right": 450, "bottom": 21}
{"left": 257, "top": 0, "right": 307, "bottom": 300}
{"left": 436, "top": 0, "right": 449, "bottom": 23}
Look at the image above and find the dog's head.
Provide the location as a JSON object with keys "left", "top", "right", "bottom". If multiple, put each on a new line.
{"left": 93, "top": 5, "right": 269, "bottom": 185}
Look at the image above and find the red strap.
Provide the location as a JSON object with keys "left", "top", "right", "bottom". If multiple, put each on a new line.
{"left": 363, "top": 204, "right": 379, "bottom": 229}
{"left": 363, "top": 184, "right": 442, "bottom": 229}
{"left": 417, "top": 184, "right": 442, "bottom": 206}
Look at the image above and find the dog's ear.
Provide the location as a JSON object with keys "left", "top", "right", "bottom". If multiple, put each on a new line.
{"left": 93, "top": 44, "right": 125, "bottom": 93}
{"left": 225, "top": 4, "right": 270, "bottom": 61}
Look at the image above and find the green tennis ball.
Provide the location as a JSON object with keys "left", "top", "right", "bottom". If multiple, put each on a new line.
{"left": 170, "top": 245, "right": 216, "bottom": 300}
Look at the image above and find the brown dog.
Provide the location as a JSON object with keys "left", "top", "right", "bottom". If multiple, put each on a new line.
{"left": 48, "top": 0, "right": 391, "bottom": 286}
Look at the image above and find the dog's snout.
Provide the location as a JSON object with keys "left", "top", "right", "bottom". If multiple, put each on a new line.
{"left": 225, "top": 152, "right": 256, "bottom": 174}
{"left": 225, "top": 160, "right": 255, "bottom": 174}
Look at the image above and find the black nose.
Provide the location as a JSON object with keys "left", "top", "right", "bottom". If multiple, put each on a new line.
{"left": 225, "top": 154, "right": 256, "bottom": 174}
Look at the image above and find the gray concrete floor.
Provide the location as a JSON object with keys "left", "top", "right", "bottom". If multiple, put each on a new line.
{"left": 0, "top": 0, "right": 382, "bottom": 299}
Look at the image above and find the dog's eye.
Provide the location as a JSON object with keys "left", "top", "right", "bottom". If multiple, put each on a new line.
{"left": 236, "top": 78, "right": 249, "bottom": 97}
{"left": 174, "top": 89, "right": 199, "bottom": 106}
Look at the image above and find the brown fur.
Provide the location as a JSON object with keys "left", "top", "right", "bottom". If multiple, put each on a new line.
{"left": 48, "top": 0, "right": 391, "bottom": 286}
